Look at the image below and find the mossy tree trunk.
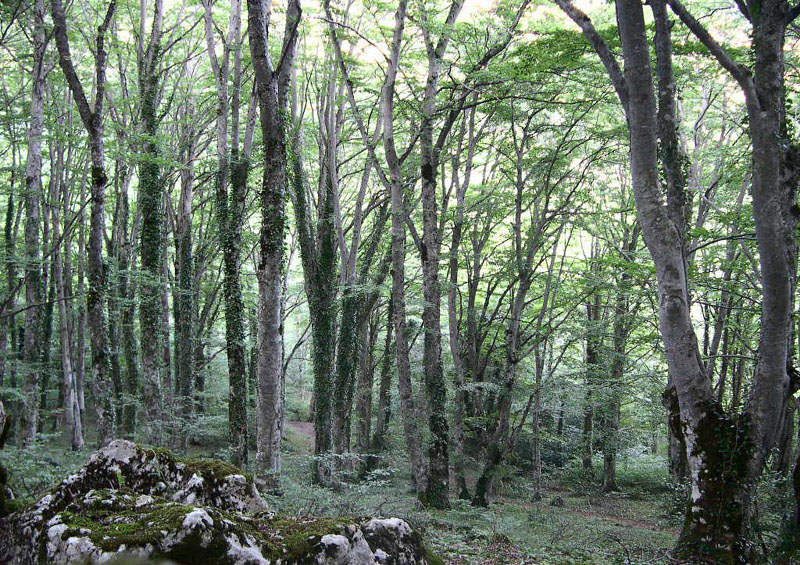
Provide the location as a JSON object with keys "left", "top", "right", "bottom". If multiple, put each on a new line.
{"left": 138, "top": 0, "right": 166, "bottom": 445}
{"left": 204, "top": 0, "right": 252, "bottom": 466}
{"left": 288, "top": 101, "right": 338, "bottom": 478}
{"left": 173, "top": 94, "right": 198, "bottom": 442}
{"left": 371, "top": 298, "right": 394, "bottom": 452}
{"left": 248, "top": 0, "right": 300, "bottom": 488}
{"left": 559, "top": 0, "right": 799, "bottom": 559}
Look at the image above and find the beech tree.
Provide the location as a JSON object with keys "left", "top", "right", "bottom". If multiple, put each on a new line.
{"left": 51, "top": 0, "right": 117, "bottom": 447}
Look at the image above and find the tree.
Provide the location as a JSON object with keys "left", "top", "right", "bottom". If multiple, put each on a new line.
{"left": 204, "top": 0, "right": 253, "bottom": 467}
{"left": 138, "top": 0, "right": 166, "bottom": 444}
{"left": 557, "top": 0, "right": 799, "bottom": 557}
{"left": 247, "top": 0, "right": 301, "bottom": 487}
{"left": 21, "top": 0, "right": 47, "bottom": 447}
{"left": 51, "top": 0, "right": 117, "bottom": 447}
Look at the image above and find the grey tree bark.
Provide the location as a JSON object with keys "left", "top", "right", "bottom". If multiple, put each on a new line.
{"left": 51, "top": 0, "right": 117, "bottom": 447}
{"left": 248, "top": 0, "right": 300, "bottom": 487}
{"left": 204, "top": 0, "right": 251, "bottom": 466}
{"left": 21, "top": 0, "right": 47, "bottom": 447}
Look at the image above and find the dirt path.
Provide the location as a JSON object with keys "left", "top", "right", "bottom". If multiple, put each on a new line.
{"left": 287, "top": 420, "right": 314, "bottom": 452}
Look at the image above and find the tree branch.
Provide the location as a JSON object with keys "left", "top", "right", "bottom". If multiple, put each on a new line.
{"left": 554, "top": 0, "right": 629, "bottom": 117}
{"left": 666, "top": 0, "right": 757, "bottom": 103}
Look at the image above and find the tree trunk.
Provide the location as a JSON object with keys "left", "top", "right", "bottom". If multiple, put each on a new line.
{"left": 382, "top": 0, "right": 428, "bottom": 500}
{"left": 137, "top": 0, "right": 166, "bottom": 444}
{"left": 21, "top": 0, "right": 47, "bottom": 447}
{"left": 355, "top": 314, "right": 377, "bottom": 452}
{"left": 51, "top": 0, "right": 117, "bottom": 447}
{"left": 371, "top": 299, "right": 394, "bottom": 452}
{"left": 248, "top": 0, "right": 299, "bottom": 488}
{"left": 53, "top": 181, "right": 84, "bottom": 451}
{"left": 205, "top": 0, "right": 250, "bottom": 466}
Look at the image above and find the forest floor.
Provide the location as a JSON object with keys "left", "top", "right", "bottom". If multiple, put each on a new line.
{"left": 278, "top": 421, "right": 678, "bottom": 564}
{"left": 6, "top": 422, "right": 680, "bottom": 565}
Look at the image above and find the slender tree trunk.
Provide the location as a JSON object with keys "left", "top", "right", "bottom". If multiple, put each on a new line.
{"left": 21, "top": 0, "right": 47, "bottom": 446}
{"left": 205, "top": 0, "right": 250, "bottom": 466}
{"left": 381, "top": 0, "right": 428, "bottom": 499}
{"left": 174, "top": 96, "right": 197, "bottom": 438}
{"left": 54, "top": 186, "right": 84, "bottom": 450}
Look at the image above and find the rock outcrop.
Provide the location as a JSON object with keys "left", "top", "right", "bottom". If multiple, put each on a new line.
{"left": 0, "top": 440, "right": 432, "bottom": 564}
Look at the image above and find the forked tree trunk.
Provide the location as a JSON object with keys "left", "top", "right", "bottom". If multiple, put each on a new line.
{"left": 51, "top": 0, "right": 117, "bottom": 447}
{"left": 248, "top": 0, "right": 300, "bottom": 488}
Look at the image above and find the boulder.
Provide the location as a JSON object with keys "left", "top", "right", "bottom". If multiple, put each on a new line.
{"left": 0, "top": 440, "right": 432, "bottom": 564}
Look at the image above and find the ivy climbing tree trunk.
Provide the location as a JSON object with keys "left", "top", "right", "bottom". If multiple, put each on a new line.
{"left": 371, "top": 298, "right": 394, "bottom": 451}
{"left": 204, "top": 0, "right": 251, "bottom": 468}
{"left": 173, "top": 93, "right": 197, "bottom": 440}
{"left": 138, "top": 0, "right": 165, "bottom": 444}
{"left": 248, "top": 0, "right": 300, "bottom": 488}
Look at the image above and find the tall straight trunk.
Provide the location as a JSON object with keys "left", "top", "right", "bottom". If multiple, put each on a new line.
{"left": 138, "top": 0, "right": 165, "bottom": 444}
{"left": 446, "top": 106, "right": 480, "bottom": 500}
{"left": 117, "top": 176, "right": 139, "bottom": 438}
{"left": 583, "top": 296, "right": 603, "bottom": 473}
{"left": 75, "top": 179, "right": 87, "bottom": 416}
{"left": 416, "top": 1, "right": 467, "bottom": 510}
{"left": 602, "top": 227, "right": 637, "bottom": 492}
{"left": 382, "top": 0, "right": 428, "bottom": 499}
{"left": 371, "top": 298, "right": 394, "bottom": 451}
{"left": 205, "top": 0, "right": 250, "bottom": 466}
{"left": 53, "top": 184, "right": 84, "bottom": 451}
{"left": 174, "top": 98, "right": 197, "bottom": 431}
{"left": 248, "top": 0, "right": 300, "bottom": 487}
{"left": 1, "top": 180, "right": 14, "bottom": 391}
{"left": 21, "top": 0, "right": 47, "bottom": 446}
{"left": 51, "top": 0, "right": 117, "bottom": 447}
{"left": 331, "top": 291, "right": 361, "bottom": 453}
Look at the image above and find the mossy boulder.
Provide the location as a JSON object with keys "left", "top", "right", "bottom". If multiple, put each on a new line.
{"left": 0, "top": 440, "right": 430, "bottom": 564}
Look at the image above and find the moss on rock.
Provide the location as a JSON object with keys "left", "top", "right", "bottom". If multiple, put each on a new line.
{"left": 0, "top": 441, "right": 430, "bottom": 564}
